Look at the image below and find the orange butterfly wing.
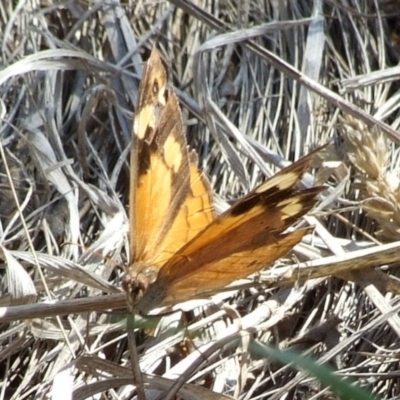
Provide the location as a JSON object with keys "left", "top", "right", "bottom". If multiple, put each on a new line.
{"left": 135, "top": 151, "right": 323, "bottom": 314}
{"left": 125, "top": 49, "right": 214, "bottom": 303}
{"left": 153, "top": 155, "right": 214, "bottom": 266}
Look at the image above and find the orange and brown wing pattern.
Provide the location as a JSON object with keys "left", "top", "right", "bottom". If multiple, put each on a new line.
{"left": 134, "top": 150, "right": 323, "bottom": 314}
{"left": 125, "top": 48, "right": 323, "bottom": 315}
{"left": 128, "top": 49, "right": 214, "bottom": 272}
{"left": 151, "top": 152, "right": 215, "bottom": 266}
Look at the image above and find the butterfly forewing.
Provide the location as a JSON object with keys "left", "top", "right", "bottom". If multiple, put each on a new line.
{"left": 128, "top": 49, "right": 214, "bottom": 274}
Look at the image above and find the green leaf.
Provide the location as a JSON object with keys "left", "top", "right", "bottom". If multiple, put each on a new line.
{"left": 251, "top": 342, "right": 379, "bottom": 400}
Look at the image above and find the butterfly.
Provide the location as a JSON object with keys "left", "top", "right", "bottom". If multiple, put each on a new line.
{"left": 123, "top": 48, "right": 323, "bottom": 315}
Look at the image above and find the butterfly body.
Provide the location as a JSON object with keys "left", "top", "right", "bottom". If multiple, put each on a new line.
{"left": 124, "top": 49, "right": 323, "bottom": 315}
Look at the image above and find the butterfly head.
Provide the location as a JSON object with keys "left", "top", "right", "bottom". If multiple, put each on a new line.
{"left": 123, "top": 263, "right": 159, "bottom": 314}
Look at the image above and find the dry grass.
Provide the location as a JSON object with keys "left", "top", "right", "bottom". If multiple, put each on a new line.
{"left": 1, "top": 0, "right": 400, "bottom": 399}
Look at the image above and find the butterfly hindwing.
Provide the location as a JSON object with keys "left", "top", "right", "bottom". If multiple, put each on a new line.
{"left": 136, "top": 150, "right": 323, "bottom": 313}
{"left": 151, "top": 152, "right": 215, "bottom": 266}
{"left": 144, "top": 228, "right": 310, "bottom": 309}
